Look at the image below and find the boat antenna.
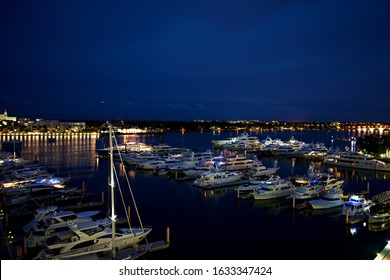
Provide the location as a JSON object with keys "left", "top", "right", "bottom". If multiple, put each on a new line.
{"left": 13, "top": 122, "right": 16, "bottom": 161}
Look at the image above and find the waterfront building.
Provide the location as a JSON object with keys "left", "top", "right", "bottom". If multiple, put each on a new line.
{"left": 0, "top": 109, "right": 17, "bottom": 122}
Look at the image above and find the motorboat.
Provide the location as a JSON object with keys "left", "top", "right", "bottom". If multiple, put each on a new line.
{"left": 323, "top": 152, "right": 390, "bottom": 172}
{"left": 236, "top": 179, "right": 268, "bottom": 194}
{"left": 368, "top": 190, "right": 390, "bottom": 224}
{"left": 287, "top": 184, "right": 323, "bottom": 201}
{"left": 34, "top": 221, "right": 150, "bottom": 259}
{"left": 193, "top": 171, "right": 243, "bottom": 188}
{"left": 219, "top": 155, "right": 255, "bottom": 171}
{"left": 138, "top": 159, "right": 167, "bottom": 170}
{"left": 124, "top": 153, "right": 160, "bottom": 166}
{"left": 367, "top": 210, "right": 390, "bottom": 224}
{"left": 182, "top": 165, "right": 214, "bottom": 178}
{"left": 342, "top": 194, "right": 373, "bottom": 217}
{"left": 0, "top": 175, "right": 69, "bottom": 196}
{"left": 125, "top": 142, "right": 153, "bottom": 153}
{"left": 270, "top": 146, "right": 297, "bottom": 157}
{"left": 211, "top": 132, "right": 260, "bottom": 148}
{"left": 23, "top": 206, "right": 102, "bottom": 233}
{"left": 247, "top": 161, "right": 279, "bottom": 178}
{"left": 308, "top": 189, "right": 345, "bottom": 209}
{"left": 25, "top": 210, "right": 111, "bottom": 248}
{"left": 251, "top": 179, "right": 295, "bottom": 200}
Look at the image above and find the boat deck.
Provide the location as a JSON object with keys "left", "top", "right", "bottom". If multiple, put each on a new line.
{"left": 193, "top": 179, "right": 250, "bottom": 190}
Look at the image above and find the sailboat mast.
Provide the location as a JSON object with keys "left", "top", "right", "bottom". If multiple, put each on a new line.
{"left": 109, "top": 124, "right": 116, "bottom": 258}
{"left": 13, "top": 123, "right": 16, "bottom": 161}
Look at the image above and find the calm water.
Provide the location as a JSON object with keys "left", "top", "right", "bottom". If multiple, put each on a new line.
{"left": 2, "top": 130, "right": 390, "bottom": 260}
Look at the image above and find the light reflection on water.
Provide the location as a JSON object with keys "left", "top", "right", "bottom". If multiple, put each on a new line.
{"left": 1, "top": 130, "right": 389, "bottom": 260}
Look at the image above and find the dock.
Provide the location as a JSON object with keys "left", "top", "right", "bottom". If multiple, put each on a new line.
{"left": 375, "top": 241, "right": 390, "bottom": 260}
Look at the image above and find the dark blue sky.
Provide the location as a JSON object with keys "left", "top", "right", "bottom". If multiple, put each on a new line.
{"left": 1, "top": 0, "right": 389, "bottom": 122}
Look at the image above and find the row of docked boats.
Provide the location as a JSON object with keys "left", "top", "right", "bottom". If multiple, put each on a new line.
{"left": 32, "top": 125, "right": 154, "bottom": 260}
{"left": 212, "top": 133, "right": 390, "bottom": 172}
{"left": 1, "top": 124, "right": 162, "bottom": 260}
{"left": 235, "top": 171, "right": 390, "bottom": 228}
{"left": 112, "top": 140, "right": 280, "bottom": 188}
{"left": 0, "top": 159, "right": 78, "bottom": 212}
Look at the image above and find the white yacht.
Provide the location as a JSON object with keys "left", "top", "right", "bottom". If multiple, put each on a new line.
{"left": 287, "top": 184, "right": 323, "bottom": 201}
{"left": 308, "top": 189, "right": 345, "bottom": 209}
{"left": 138, "top": 159, "right": 167, "bottom": 170}
{"left": 248, "top": 161, "right": 279, "bottom": 178}
{"left": 236, "top": 176, "right": 280, "bottom": 194}
{"left": 125, "top": 142, "right": 153, "bottom": 153}
{"left": 219, "top": 155, "right": 255, "bottom": 171}
{"left": 34, "top": 221, "right": 150, "bottom": 259}
{"left": 342, "top": 194, "right": 373, "bottom": 216}
{"left": 251, "top": 179, "right": 295, "bottom": 200}
{"left": 193, "top": 171, "right": 243, "bottom": 188}
{"left": 270, "top": 146, "right": 297, "bottom": 156}
{"left": 26, "top": 210, "right": 111, "bottom": 248}
{"left": 323, "top": 152, "right": 390, "bottom": 172}
{"left": 236, "top": 179, "right": 267, "bottom": 194}
{"left": 182, "top": 165, "right": 214, "bottom": 178}
{"left": 124, "top": 152, "right": 160, "bottom": 165}
{"left": 211, "top": 132, "right": 260, "bottom": 148}
{"left": 23, "top": 206, "right": 102, "bottom": 234}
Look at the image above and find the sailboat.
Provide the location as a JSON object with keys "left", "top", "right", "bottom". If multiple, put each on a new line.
{"left": 34, "top": 124, "right": 152, "bottom": 260}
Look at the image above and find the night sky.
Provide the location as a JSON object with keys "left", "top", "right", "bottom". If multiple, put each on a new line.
{"left": 1, "top": 0, "right": 389, "bottom": 122}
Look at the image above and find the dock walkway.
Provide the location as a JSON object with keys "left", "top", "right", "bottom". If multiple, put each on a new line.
{"left": 375, "top": 241, "right": 390, "bottom": 260}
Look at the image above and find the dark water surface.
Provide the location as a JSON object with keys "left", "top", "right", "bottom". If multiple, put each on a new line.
{"left": 3, "top": 130, "right": 389, "bottom": 260}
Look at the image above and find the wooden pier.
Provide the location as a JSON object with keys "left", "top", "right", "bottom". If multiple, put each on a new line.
{"left": 375, "top": 241, "right": 390, "bottom": 260}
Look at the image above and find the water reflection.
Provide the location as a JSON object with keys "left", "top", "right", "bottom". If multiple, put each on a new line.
{"left": 1, "top": 134, "right": 97, "bottom": 180}
{"left": 252, "top": 197, "right": 290, "bottom": 215}
{"left": 197, "top": 187, "right": 236, "bottom": 198}
{"left": 299, "top": 206, "right": 343, "bottom": 219}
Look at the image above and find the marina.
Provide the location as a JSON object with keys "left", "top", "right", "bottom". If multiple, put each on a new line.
{"left": 1, "top": 129, "right": 390, "bottom": 260}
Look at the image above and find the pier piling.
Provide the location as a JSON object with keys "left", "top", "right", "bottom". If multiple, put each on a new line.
{"left": 23, "top": 236, "right": 27, "bottom": 256}
{"left": 166, "top": 227, "right": 170, "bottom": 244}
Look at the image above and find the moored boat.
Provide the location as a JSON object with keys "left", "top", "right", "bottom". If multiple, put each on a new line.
{"left": 193, "top": 170, "right": 244, "bottom": 188}
{"left": 342, "top": 194, "right": 373, "bottom": 217}
{"left": 251, "top": 179, "right": 295, "bottom": 200}
{"left": 308, "top": 189, "right": 345, "bottom": 210}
